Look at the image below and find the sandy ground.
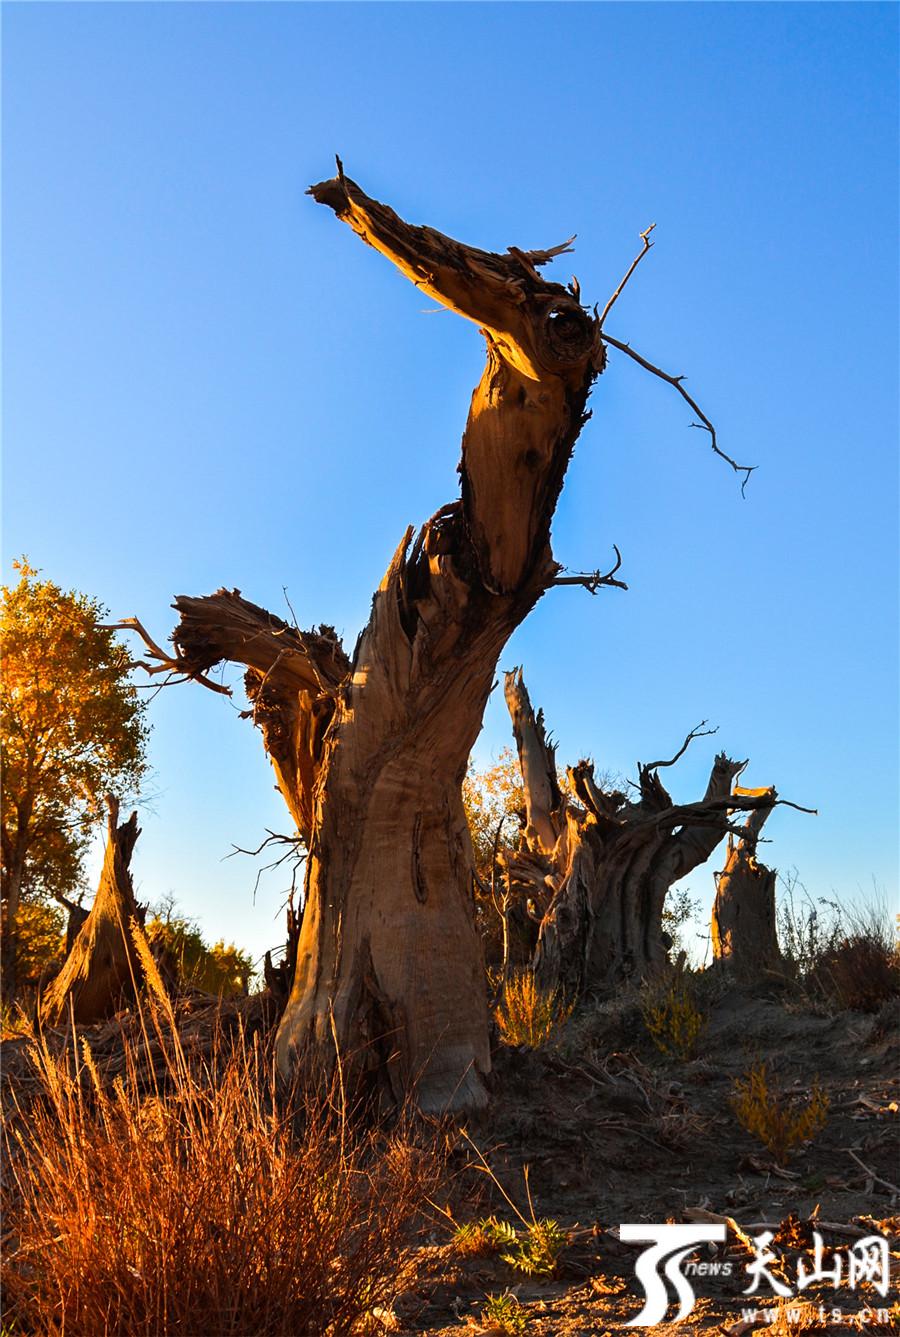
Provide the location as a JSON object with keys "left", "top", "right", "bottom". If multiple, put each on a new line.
{"left": 390, "top": 986, "right": 899, "bottom": 1334}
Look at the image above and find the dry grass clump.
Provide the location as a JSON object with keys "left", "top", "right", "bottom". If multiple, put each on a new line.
{"left": 1, "top": 1014, "right": 440, "bottom": 1336}
{"left": 731, "top": 1059, "right": 829, "bottom": 1166}
{"left": 494, "top": 971, "right": 573, "bottom": 1049}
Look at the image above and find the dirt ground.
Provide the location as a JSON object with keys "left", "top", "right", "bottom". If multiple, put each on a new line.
{"left": 2, "top": 983, "right": 896, "bottom": 1335}
{"left": 393, "top": 984, "right": 900, "bottom": 1335}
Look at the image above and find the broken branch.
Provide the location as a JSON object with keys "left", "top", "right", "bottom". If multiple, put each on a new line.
{"left": 600, "top": 331, "right": 757, "bottom": 494}
{"left": 104, "top": 617, "right": 232, "bottom": 696}
{"left": 641, "top": 720, "right": 718, "bottom": 773}
{"left": 597, "top": 222, "right": 656, "bottom": 329}
{"left": 552, "top": 546, "right": 628, "bottom": 594}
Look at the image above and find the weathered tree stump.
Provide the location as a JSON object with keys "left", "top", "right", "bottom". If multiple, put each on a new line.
{"left": 40, "top": 797, "right": 148, "bottom": 1025}
{"left": 711, "top": 793, "right": 783, "bottom": 980}
{"left": 502, "top": 669, "right": 790, "bottom": 997}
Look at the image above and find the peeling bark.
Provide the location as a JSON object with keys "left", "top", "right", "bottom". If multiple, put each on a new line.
{"left": 40, "top": 797, "right": 148, "bottom": 1026}
{"left": 711, "top": 790, "right": 783, "bottom": 980}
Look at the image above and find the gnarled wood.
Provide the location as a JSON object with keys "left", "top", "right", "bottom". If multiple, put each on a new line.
{"left": 308, "top": 168, "right": 601, "bottom": 596}
{"left": 501, "top": 671, "right": 789, "bottom": 997}
{"left": 172, "top": 590, "right": 350, "bottom": 844}
{"left": 122, "top": 171, "right": 605, "bottom": 1112}
{"left": 711, "top": 789, "right": 783, "bottom": 980}
{"left": 40, "top": 797, "right": 147, "bottom": 1026}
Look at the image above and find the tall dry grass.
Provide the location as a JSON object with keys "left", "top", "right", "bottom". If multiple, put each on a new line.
{"left": 777, "top": 880, "right": 899, "bottom": 1013}
{"left": 1, "top": 1000, "right": 441, "bottom": 1336}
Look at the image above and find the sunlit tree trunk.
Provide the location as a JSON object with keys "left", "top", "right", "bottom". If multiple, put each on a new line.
{"left": 150, "top": 169, "right": 602, "bottom": 1111}
{"left": 711, "top": 793, "right": 782, "bottom": 980}
{"left": 40, "top": 797, "right": 147, "bottom": 1026}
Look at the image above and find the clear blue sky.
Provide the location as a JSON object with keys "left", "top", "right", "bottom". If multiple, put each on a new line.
{"left": 4, "top": 2, "right": 898, "bottom": 969}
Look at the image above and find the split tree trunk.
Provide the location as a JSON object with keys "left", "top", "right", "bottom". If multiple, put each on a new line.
{"left": 40, "top": 797, "right": 147, "bottom": 1026}
{"left": 151, "top": 169, "right": 604, "bottom": 1111}
{"left": 711, "top": 791, "right": 783, "bottom": 980}
{"left": 502, "top": 669, "right": 783, "bottom": 998}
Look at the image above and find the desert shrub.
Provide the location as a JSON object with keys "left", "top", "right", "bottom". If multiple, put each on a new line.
{"left": 778, "top": 881, "right": 899, "bottom": 1012}
{"left": 641, "top": 969, "right": 706, "bottom": 1059}
{"left": 808, "top": 932, "right": 899, "bottom": 1014}
{"left": 494, "top": 971, "right": 573, "bottom": 1049}
{"left": 731, "top": 1060, "right": 829, "bottom": 1165}
{"left": 661, "top": 886, "right": 702, "bottom": 957}
{"left": 777, "top": 875, "right": 844, "bottom": 977}
{"left": 2, "top": 1019, "right": 440, "bottom": 1336}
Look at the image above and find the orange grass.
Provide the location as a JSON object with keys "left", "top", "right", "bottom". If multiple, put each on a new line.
{"left": 1, "top": 1015, "right": 440, "bottom": 1336}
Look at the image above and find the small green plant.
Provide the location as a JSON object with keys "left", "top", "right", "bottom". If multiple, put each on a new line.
{"left": 641, "top": 970, "right": 705, "bottom": 1059}
{"left": 494, "top": 971, "right": 573, "bottom": 1049}
{"left": 459, "top": 1136, "right": 569, "bottom": 1280}
{"left": 499, "top": 1217, "right": 567, "bottom": 1278}
{"left": 731, "top": 1060, "right": 829, "bottom": 1164}
{"left": 452, "top": 1215, "right": 514, "bottom": 1258}
{"left": 452, "top": 1214, "right": 564, "bottom": 1276}
{"left": 480, "top": 1290, "right": 528, "bottom": 1334}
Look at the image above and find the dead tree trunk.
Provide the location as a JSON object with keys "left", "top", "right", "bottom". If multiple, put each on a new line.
{"left": 263, "top": 896, "right": 303, "bottom": 1011}
{"left": 121, "top": 168, "right": 604, "bottom": 1111}
{"left": 501, "top": 669, "right": 791, "bottom": 998}
{"left": 711, "top": 791, "right": 783, "bottom": 979}
{"left": 40, "top": 797, "right": 147, "bottom": 1025}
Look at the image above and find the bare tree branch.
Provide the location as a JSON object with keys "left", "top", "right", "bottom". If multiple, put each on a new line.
{"left": 600, "top": 331, "right": 757, "bottom": 494}
{"left": 225, "top": 828, "right": 307, "bottom": 903}
{"left": 172, "top": 591, "right": 350, "bottom": 696}
{"left": 508, "top": 235, "right": 577, "bottom": 269}
{"left": 597, "top": 222, "right": 656, "bottom": 329}
{"left": 646, "top": 789, "right": 817, "bottom": 841}
{"left": 552, "top": 545, "right": 628, "bottom": 594}
{"left": 104, "top": 617, "right": 233, "bottom": 696}
{"left": 641, "top": 720, "right": 718, "bottom": 773}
